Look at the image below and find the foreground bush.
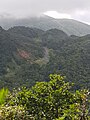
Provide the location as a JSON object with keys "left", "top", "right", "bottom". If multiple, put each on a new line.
{"left": 0, "top": 88, "right": 8, "bottom": 105}
{"left": 0, "top": 74, "right": 90, "bottom": 119}
{"left": 0, "top": 106, "right": 25, "bottom": 120}
{"left": 7, "top": 74, "right": 90, "bottom": 120}
{"left": 0, "top": 105, "right": 35, "bottom": 120}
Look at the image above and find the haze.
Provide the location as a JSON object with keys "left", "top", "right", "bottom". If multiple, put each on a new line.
{"left": 0, "top": 0, "right": 90, "bottom": 24}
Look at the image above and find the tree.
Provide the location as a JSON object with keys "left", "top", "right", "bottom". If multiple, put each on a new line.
{"left": 7, "top": 74, "right": 90, "bottom": 119}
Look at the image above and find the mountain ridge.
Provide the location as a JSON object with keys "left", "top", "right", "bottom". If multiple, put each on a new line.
{"left": 0, "top": 26, "right": 90, "bottom": 89}
{"left": 0, "top": 15, "right": 90, "bottom": 36}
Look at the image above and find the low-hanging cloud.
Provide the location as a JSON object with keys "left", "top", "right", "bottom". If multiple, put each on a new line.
{"left": 0, "top": 0, "right": 90, "bottom": 23}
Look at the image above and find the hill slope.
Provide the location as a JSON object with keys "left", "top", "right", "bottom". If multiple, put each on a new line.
{"left": 20, "top": 16, "right": 90, "bottom": 36}
{"left": 0, "top": 26, "right": 90, "bottom": 89}
{"left": 1, "top": 15, "right": 90, "bottom": 36}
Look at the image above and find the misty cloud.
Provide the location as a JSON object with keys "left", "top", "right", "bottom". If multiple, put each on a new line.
{"left": 0, "top": 0, "right": 90, "bottom": 24}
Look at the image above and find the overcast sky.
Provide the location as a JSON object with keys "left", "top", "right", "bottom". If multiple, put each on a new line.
{"left": 0, "top": 0, "right": 90, "bottom": 24}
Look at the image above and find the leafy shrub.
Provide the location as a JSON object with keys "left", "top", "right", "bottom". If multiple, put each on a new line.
{"left": 0, "top": 88, "right": 8, "bottom": 105}
{"left": 0, "top": 105, "right": 34, "bottom": 120}
{"left": 5, "top": 74, "right": 90, "bottom": 120}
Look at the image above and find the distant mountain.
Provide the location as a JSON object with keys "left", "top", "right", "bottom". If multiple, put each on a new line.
{"left": 0, "top": 15, "right": 90, "bottom": 36}
{"left": 0, "top": 26, "right": 90, "bottom": 89}
{"left": 8, "top": 26, "right": 44, "bottom": 38}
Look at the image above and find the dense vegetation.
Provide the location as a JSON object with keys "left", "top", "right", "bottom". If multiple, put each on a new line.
{"left": 0, "top": 74, "right": 90, "bottom": 120}
{"left": 0, "top": 26, "right": 90, "bottom": 90}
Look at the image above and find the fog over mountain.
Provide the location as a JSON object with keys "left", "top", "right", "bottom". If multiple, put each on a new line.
{"left": 0, "top": 0, "right": 90, "bottom": 24}
{"left": 0, "top": 0, "right": 90, "bottom": 36}
{"left": 0, "top": 0, "right": 90, "bottom": 89}
{"left": 0, "top": 1, "right": 90, "bottom": 119}
{"left": 0, "top": 15, "right": 90, "bottom": 36}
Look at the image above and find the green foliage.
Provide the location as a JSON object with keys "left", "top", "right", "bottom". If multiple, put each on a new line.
{"left": 0, "top": 27, "right": 90, "bottom": 90}
{"left": 0, "top": 106, "right": 25, "bottom": 120}
{"left": 0, "top": 88, "right": 8, "bottom": 105}
{"left": 0, "top": 105, "right": 35, "bottom": 120}
{"left": 4, "top": 74, "right": 90, "bottom": 120}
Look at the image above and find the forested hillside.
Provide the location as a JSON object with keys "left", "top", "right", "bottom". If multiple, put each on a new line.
{"left": 0, "top": 26, "right": 90, "bottom": 90}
